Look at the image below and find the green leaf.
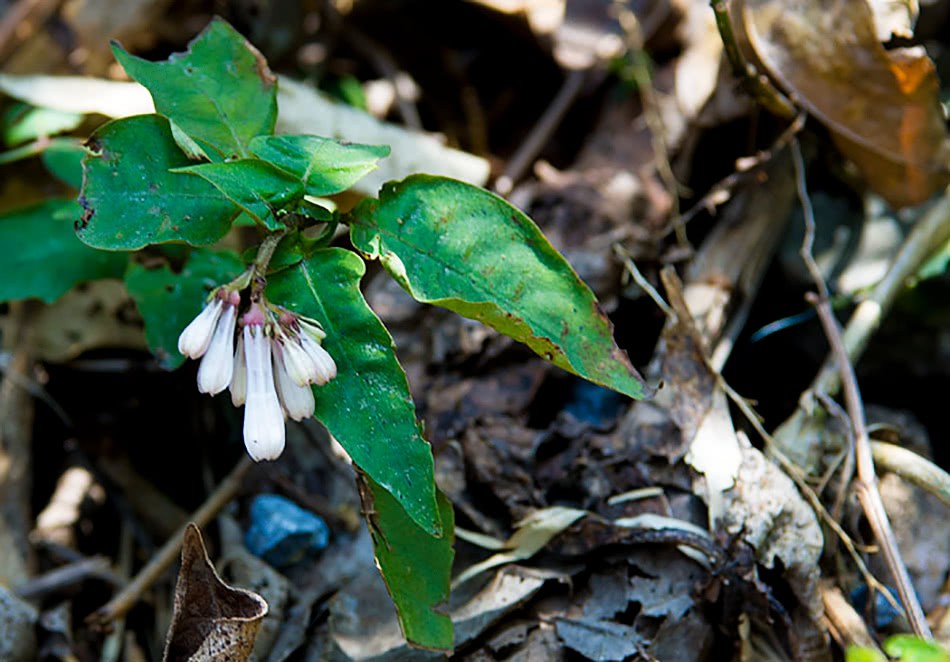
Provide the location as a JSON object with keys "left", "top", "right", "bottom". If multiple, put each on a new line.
{"left": 0, "top": 199, "right": 127, "bottom": 303}
{"left": 42, "top": 138, "right": 85, "bottom": 189}
{"left": 845, "top": 648, "right": 887, "bottom": 662}
{"left": 359, "top": 474, "right": 454, "bottom": 651}
{"left": 125, "top": 249, "right": 246, "bottom": 369}
{"left": 265, "top": 249, "right": 441, "bottom": 535}
{"left": 112, "top": 17, "right": 277, "bottom": 158}
{"left": 249, "top": 135, "right": 389, "bottom": 196}
{"left": 3, "top": 103, "right": 83, "bottom": 145}
{"left": 349, "top": 175, "right": 647, "bottom": 399}
{"left": 884, "top": 635, "right": 950, "bottom": 662}
{"left": 78, "top": 114, "right": 239, "bottom": 250}
{"left": 174, "top": 159, "right": 303, "bottom": 231}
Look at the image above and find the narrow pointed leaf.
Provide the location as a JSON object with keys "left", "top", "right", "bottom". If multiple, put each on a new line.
{"left": 112, "top": 17, "right": 277, "bottom": 158}
{"left": 265, "top": 249, "right": 441, "bottom": 535}
{"left": 358, "top": 474, "right": 454, "bottom": 651}
{"left": 125, "top": 249, "right": 245, "bottom": 369}
{"left": 78, "top": 114, "right": 239, "bottom": 249}
{"left": 249, "top": 134, "right": 389, "bottom": 196}
{"left": 175, "top": 159, "right": 303, "bottom": 231}
{"left": 0, "top": 200, "right": 127, "bottom": 303}
{"left": 349, "top": 175, "right": 647, "bottom": 399}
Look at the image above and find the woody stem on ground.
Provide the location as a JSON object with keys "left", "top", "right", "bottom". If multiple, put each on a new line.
{"left": 792, "top": 140, "right": 931, "bottom": 639}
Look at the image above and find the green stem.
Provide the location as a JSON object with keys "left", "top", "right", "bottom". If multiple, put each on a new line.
{"left": 250, "top": 231, "right": 286, "bottom": 298}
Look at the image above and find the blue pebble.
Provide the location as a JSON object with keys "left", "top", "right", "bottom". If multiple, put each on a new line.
{"left": 849, "top": 584, "right": 903, "bottom": 629}
{"left": 244, "top": 494, "right": 330, "bottom": 568}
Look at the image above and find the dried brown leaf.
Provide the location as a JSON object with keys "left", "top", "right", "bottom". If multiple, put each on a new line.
{"left": 739, "top": 0, "right": 949, "bottom": 207}
{"left": 162, "top": 524, "right": 267, "bottom": 662}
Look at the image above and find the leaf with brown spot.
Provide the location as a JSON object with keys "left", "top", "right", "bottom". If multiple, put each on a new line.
{"left": 738, "top": 0, "right": 950, "bottom": 208}
{"left": 162, "top": 524, "right": 268, "bottom": 662}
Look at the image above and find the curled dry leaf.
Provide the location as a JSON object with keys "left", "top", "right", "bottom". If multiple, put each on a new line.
{"left": 163, "top": 524, "right": 268, "bottom": 662}
{"left": 737, "top": 0, "right": 950, "bottom": 208}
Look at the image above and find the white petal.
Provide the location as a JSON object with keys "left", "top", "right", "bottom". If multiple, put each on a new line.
{"left": 243, "top": 326, "right": 285, "bottom": 461}
{"left": 230, "top": 333, "right": 246, "bottom": 407}
{"left": 281, "top": 339, "right": 317, "bottom": 386}
{"left": 301, "top": 335, "right": 337, "bottom": 384}
{"left": 177, "top": 299, "right": 223, "bottom": 359}
{"left": 197, "top": 304, "right": 236, "bottom": 395}
{"left": 273, "top": 346, "right": 315, "bottom": 421}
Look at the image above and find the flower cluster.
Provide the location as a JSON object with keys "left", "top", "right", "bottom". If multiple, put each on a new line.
{"left": 178, "top": 289, "right": 336, "bottom": 462}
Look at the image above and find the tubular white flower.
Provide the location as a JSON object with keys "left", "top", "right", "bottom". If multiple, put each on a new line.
{"left": 242, "top": 325, "right": 285, "bottom": 461}
{"left": 299, "top": 334, "right": 337, "bottom": 385}
{"left": 197, "top": 302, "right": 237, "bottom": 395}
{"left": 178, "top": 299, "right": 224, "bottom": 359}
{"left": 273, "top": 344, "right": 315, "bottom": 421}
{"left": 280, "top": 336, "right": 319, "bottom": 386}
{"left": 230, "top": 333, "right": 246, "bottom": 407}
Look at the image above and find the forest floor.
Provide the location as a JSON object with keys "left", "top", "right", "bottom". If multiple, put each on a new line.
{"left": 2, "top": 0, "right": 950, "bottom": 660}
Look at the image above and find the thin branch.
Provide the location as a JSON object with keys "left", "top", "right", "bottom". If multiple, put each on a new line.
{"left": 791, "top": 139, "right": 931, "bottom": 638}
{"left": 493, "top": 69, "right": 587, "bottom": 197}
{"left": 89, "top": 456, "right": 254, "bottom": 627}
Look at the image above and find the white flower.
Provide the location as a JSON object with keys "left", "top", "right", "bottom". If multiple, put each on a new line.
{"left": 273, "top": 343, "right": 315, "bottom": 421}
{"left": 230, "top": 333, "right": 246, "bottom": 407}
{"left": 197, "top": 301, "right": 237, "bottom": 395}
{"left": 178, "top": 298, "right": 223, "bottom": 359}
{"left": 299, "top": 334, "right": 337, "bottom": 385}
{"left": 242, "top": 323, "right": 285, "bottom": 461}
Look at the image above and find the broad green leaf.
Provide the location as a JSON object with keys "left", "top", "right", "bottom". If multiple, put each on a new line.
{"left": 265, "top": 249, "right": 441, "bottom": 535}
{"left": 349, "top": 175, "right": 647, "bottom": 399}
{"left": 42, "top": 138, "right": 85, "bottom": 189}
{"left": 884, "top": 636, "right": 950, "bottom": 662}
{"left": 249, "top": 135, "right": 390, "bottom": 197}
{"left": 174, "top": 159, "right": 303, "bottom": 231}
{"left": 112, "top": 17, "right": 277, "bottom": 158}
{"left": 78, "top": 114, "right": 239, "bottom": 250}
{"left": 0, "top": 199, "right": 127, "bottom": 303}
{"left": 359, "top": 474, "right": 454, "bottom": 651}
{"left": 125, "top": 249, "right": 245, "bottom": 369}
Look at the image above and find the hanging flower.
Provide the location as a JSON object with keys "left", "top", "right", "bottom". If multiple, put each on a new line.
{"left": 177, "top": 282, "right": 339, "bottom": 462}
{"left": 241, "top": 307, "right": 285, "bottom": 461}
{"left": 197, "top": 291, "right": 240, "bottom": 395}
{"left": 177, "top": 297, "right": 224, "bottom": 359}
{"left": 273, "top": 343, "right": 315, "bottom": 421}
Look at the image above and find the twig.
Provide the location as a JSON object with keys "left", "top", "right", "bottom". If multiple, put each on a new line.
{"left": 791, "top": 139, "right": 930, "bottom": 638}
{"left": 15, "top": 556, "right": 123, "bottom": 601}
{"left": 612, "top": 1, "right": 687, "bottom": 244}
{"left": 89, "top": 456, "right": 254, "bottom": 627}
{"left": 494, "top": 69, "right": 587, "bottom": 197}
{"left": 822, "top": 585, "right": 881, "bottom": 652}
{"left": 613, "top": 244, "right": 672, "bottom": 316}
{"left": 709, "top": 0, "right": 796, "bottom": 119}
{"left": 871, "top": 441, "right": 950, "bottom": 509}
{"left": 342, "top": 27, "right": 422, "bottom": 131}
{"left": 813, "top": 193, "right": 950, "bottom": 397}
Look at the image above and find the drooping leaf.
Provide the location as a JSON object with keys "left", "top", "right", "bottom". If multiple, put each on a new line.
{"left": 78, "top": 114, "right": 239, "bottom": 250}
{"left": 249, "top": 135, "right": 390, "bottom": 197}
{"left": 174, "top": 159, "right": 303, "bottom": 231}
{"left": 349, "top": 175, "right": 647, "bottom": 399}
{"left": 265, "top": 249, "right": 441, "bottom": 535}
{"left": 358, "top": 474, "right": 454, "bottom": 651}
{"left": 112, "top": 17, "right": 277, "bottom": 159}
{"left": 737, "top": 0, "right": 950, "bottom": 208}
{"left": 0, "top": 199, "right": 127, "bottom": 303}
{"left": 125, "top": 248, "right": 246, "bottom": 369}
